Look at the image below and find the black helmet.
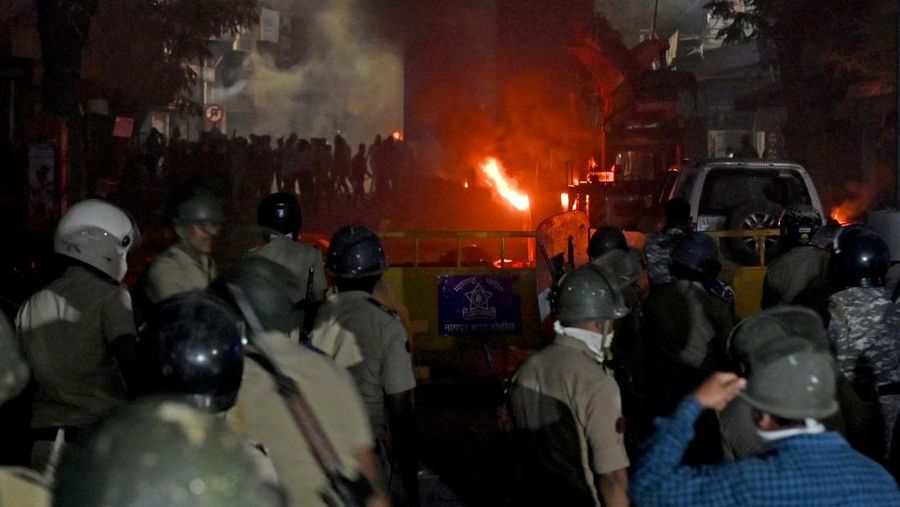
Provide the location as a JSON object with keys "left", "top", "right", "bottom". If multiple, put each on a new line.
{"left": 779, "top": 204, "right": 822, "bottom": 248}
{"left": 588, "top": 226, "right": 628, "bottom": 259}
{"left": 830, "top": 226, "right": 890, "bottom": 288}
{"left": 53, "top": 399, "right": 286, "bottom": 507}
{"left": 672, "top": 232, "right": 721, "bottom": 279}
{"left": 144, "top": 291, "right": 245, "bottom": 412}
{"left": 258, "top": 192, "right": 302, "bottom": 238}
{"left": 211, "top": 257, "right": 304, "bottom": 334}
{"left": 326, "top": 225, "right": 387, "bottom": 278}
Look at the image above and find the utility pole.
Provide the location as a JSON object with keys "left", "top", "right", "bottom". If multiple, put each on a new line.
{"left": 652, "top": 0, "right": 660, "bottom": 38}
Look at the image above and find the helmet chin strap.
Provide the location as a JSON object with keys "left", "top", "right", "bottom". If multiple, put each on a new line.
{"left": 756, "top": 418, "right": 824, "bottom": 442}
{"left": 553, "top": 321, "right": 614, "bottom": 363}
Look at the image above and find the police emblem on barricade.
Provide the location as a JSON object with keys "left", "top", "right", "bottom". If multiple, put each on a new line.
{"left": 438, "top": 274, "right": 521, "bottom": 335}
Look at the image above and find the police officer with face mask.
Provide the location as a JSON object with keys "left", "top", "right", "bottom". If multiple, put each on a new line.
{"left": 510, "top": 263, "right": 635, "bottom": 507}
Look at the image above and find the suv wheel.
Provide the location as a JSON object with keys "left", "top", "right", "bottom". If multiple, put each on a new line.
{"left": 727, "top": 199, "right": 783, "bottom": 265}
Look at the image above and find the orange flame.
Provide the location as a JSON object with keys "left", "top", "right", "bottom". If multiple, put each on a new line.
{"left": 392, "top": 131, "right": 403, "bottom": 140}
{"left": 560, "top": 192, "right": 569, "bottom": 211}
{"left": 830, "top": 206, "right": 852, "bottom": 226}
{"left": 480, "top": 157, "right": 530, "bottom": 211}
{"left": 463, "top": 180, "right": 469, "bottom": 189}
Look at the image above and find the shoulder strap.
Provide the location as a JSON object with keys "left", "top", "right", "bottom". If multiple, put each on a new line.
{"left": 366, "top": 296, "right": 399, "bottom": 320}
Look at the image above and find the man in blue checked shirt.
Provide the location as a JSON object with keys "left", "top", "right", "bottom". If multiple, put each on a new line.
{"left": 630, "top": 351, "right": 900, "bottom": 506}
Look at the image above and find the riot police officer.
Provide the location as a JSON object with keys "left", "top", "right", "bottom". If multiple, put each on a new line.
{"left": 310, "top": 225, "right": 419, "bottom": 506}
{"left": 762, "top": 204, "right": 830, "bottom": 307}
{"left": 641, "top": 232, "right": 734, "bottom": 465}
{"left": 144, "top": 190, "right": 225, "bottom": 303}
{"left": 17, "top": 199, "right": 140, "bottom": 471}
{"left": 247, "top": 192, "right": 326, "bottom": 337}
{"left": 509, "top": 265, "right": 631, "bottom": 507}
{"left": 52, "top": 399, "right": 287, "bottom": 507}
{"left": 213, "top": 257, "right": 388, "bottom": 507}
{"left": 827, "top": 226, "right": 898, "bottom": 460}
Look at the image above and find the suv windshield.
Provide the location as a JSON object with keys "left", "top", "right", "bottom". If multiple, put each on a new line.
{"left": 698, "top": 168, "right": 811, "bottom": 215}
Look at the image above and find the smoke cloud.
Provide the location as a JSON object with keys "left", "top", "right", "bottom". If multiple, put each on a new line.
{"left": 225, "top": 0, "right": 403, "bottom": 146}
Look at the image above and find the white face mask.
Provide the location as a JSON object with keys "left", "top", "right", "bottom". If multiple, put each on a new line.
{"left": 755, "top": 418, "right": 824, "bottom": 442}
{"left": 554, "top": 321, "right": 614, "bottom": 363}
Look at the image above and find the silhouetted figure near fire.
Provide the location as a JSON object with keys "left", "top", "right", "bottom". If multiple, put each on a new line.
{"left": 380, "top": 135, "right": 397, "bottom": 196}
{"left": 279, "top": 133, "right": 300, "bottom": 194}
{"left": 227, "top": 136, "right": 249, "bottom": 202}
{"left": 369, "top": 135, "right": 384, "bottom": 195}
{"left": 311, "top": 138, "right": 333, "bottom": 210}
{"left": 351, "top": 143, "right": 369, "bottom": 203}
{"left": 296, "top": 138, "right": 314, "bottom": 202}
{"left": 333, "top": 134, "right": 352, "bottom": 199}
{"left": 246, "top": 135, "right": 275, "bottom": 202}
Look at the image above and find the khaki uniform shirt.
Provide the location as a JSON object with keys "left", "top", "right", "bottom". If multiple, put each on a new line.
{"left": 310, "top": 291, "right": 415, "bottom": 438}
{"left": 763, "top": 245, "right": 830, "bottom": 305}
{"left": 227, "top": 331, "right": 373, "bottom": 507}
{"left": 16, "top": 266, "right": 135, "bottom": 428}
{"left": 247, "top": 236, "right": 327, "bottom": 302}
{"left": 144, "top": 243, "right": 216, "bottom": 303}
{"left": 510, "top": 335, "right": 629, "bottom": 506}
{"left": 0, "top": 468, "right": 50, "bottom": 507}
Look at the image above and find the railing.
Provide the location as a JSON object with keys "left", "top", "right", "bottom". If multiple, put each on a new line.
{"left": 379, "top": 228, "right": 780, "bottom": 268}
{"left": 704, "top": 228, "right": 780, "bottom": 267}
{"left": 379, "top": 231, "right": 535, "bottom": 268}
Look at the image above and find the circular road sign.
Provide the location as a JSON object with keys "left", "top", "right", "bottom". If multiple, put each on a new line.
{"left": 204, "top": 104, "right": 224, "bottom": 123}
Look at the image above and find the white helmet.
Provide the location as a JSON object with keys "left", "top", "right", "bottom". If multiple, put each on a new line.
{"left": 54, "top": 199, "right": 138, "bottom": 282}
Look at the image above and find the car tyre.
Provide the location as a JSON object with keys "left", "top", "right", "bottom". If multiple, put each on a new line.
{"left": 726, "top": 199, "right": 783, "bottom": 265}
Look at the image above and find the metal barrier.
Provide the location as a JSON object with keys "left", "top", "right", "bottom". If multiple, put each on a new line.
{"left": 704, "top": 228, "right": 780, "bottom": 267}
{"left": 380, "top": 229, "right": 779, "bottom": 268}
{"left": 379, "top": 230, "right": 536, "bottom": 268}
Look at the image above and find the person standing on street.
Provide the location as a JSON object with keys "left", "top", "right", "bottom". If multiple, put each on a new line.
{"left": 212, "top": 257, "right": 389, "bottom": 507}
{"left": 144, "top": 190, "right": 225, "bottom": 303}
{"left": 761, "top": 204, "right": 830, "bottom": 308}
{"left": 310, "top": 225, "right": 419, "bottom": 506}
{"left": 630, "top": 352, "right": 900, "bottom": 506}
{"left": 247, "top": 192, "right": 326, "bottom": 338}
{"left": 510, "top": 264, "right": 635, "bottom": 507}
{"left": 644, "top": 198, "right": 692, "bottom": 287}
{"left": 17, "top": 199, "right": 141, "bottom": 472}
{"left": 827, "top": 226, "right": 898, "bottom": 460}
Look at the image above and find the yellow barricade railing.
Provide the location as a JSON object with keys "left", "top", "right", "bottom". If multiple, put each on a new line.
{"left": 379, "top": 230, "right": 536, "bottom": 268}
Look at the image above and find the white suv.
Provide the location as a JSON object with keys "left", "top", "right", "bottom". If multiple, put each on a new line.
{"left": 658, "top": 158, "right": 825, "bottom": 265}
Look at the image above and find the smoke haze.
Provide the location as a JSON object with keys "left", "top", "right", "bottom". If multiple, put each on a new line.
{"left": 229, "top": 0, "right": 403, "bottom": 146}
